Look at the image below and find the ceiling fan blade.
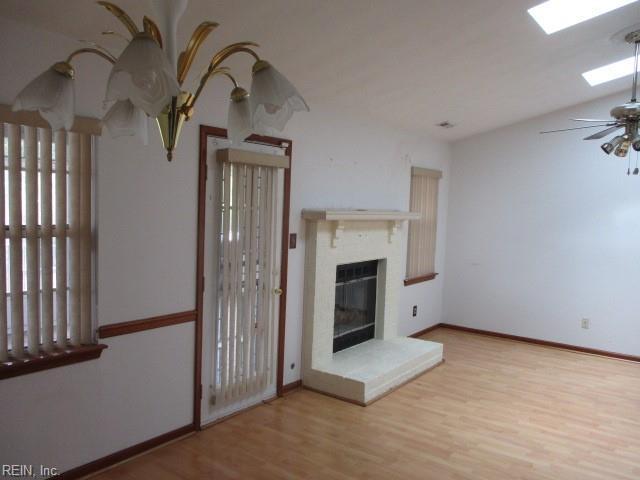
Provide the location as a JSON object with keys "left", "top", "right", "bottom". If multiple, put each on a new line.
{"left": 583, "top": 125, "right": 624, "bottom": 140}
{"left": 540, "top": 124, "right": 618, "bottom": 134}
{"left": 571, "top": 118, "right": 614, "bottom": 122}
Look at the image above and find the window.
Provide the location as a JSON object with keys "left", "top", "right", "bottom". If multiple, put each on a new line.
{"left": 405, "top": 167, "right": 441, "bottom": 285}
{"left": 527, "top": 0, "right": 637, "bottom": 35}
{"left": 582, "top": 56, "right": 640, "bottom": 86}
{"left": 0, "top": 114, "right": 101, "bottom": 377}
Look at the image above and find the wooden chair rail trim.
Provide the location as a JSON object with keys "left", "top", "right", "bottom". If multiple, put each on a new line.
{"left": 410, "top": 323, "right": 640, "bottom": 363}
{"left": 404, "top": 272, "right": 438, "bottom": 286}
{"left": 97, "top": 310, "right": 197, "bottom": 339}
{"left": 60, "top": 424, "right": 195, "bottom": 479}
{"left": 0, "top": 344, "right": 107, "bottom": 380}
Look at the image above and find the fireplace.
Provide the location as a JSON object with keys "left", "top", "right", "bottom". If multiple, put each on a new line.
{"left": 334, "top": 260, "right": 378, "bottom": 353}
{"left": 301, "top": 209, "right": 443, "bottom": 405}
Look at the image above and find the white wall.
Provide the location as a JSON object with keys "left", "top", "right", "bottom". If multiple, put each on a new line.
{"left": 283, "top": 108, "right": 450, "bottom": 383}
{"left": 445, "top": 92, "right": 640, "bottom": 356}
{"left": 0, "top": 17, "right": 450, "bottom": 472}
{"left": 0, "top": 19, "right": 198, "bottom": 473}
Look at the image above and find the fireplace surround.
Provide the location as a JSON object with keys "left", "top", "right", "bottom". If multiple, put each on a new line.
{"left": 301, "top": 209, "right": 443, "bottom": 405}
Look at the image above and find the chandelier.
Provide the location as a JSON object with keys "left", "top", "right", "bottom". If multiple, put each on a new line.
{"left": 11, "top": 0, "right": 309, "bottom": 160}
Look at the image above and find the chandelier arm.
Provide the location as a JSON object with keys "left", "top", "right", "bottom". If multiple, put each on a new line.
{"left": 187, "top": 44, "right": 259, "bottom": 108}
{"left": 216, "top": 71, "right": 240, "bottom": 89}
{"left": 188, "top": 45, "right": 260, "bottom": 105}
{"left": 143, "top": 16, "right": 163, "bottom": 48}
{"left": 177, "top": 22, "right": 220, "bottom": 85}
{"left": 207, "top": 42, "right": 261, "bottom": 72}
{"left": 97, "top": 1, "right": 140, "bottom": 37}
{"left": 185, "top": 68, "right": 239, "bottom": 112}
{"left": 66, "top": 47, "right": 117, "bottom": 65}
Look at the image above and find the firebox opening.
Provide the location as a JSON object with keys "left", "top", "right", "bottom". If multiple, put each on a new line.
{"left": 333, "top": 260, "right": 378, "bottom": 353}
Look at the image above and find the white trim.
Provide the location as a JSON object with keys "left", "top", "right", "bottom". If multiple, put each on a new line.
{"left": 216, "top": 148, "right": 290, "bottom": 169}
{"left": 302, "top": 209, "right": 420, "bottom": 222}
{"left": 0, "top": 104, "right": 102, "bottom": 136}
{"left": 411, "top": 166, "right": 442, "bottom": 179}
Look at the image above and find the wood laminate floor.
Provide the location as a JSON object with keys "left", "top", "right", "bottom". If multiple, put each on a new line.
{"left": 91, "top": 328, "right": 640, "bottom": 480}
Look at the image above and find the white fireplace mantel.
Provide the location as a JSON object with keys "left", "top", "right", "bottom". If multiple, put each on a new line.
{"left": 302, "top": 209, "right": 420, "bottom": 221}
{"left": 302, "top": 209, "right": 420, "bottom": 247}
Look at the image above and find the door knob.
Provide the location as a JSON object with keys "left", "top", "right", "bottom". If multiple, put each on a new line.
{"left": 274, "top": 287, "right": 283, "bottom": 295}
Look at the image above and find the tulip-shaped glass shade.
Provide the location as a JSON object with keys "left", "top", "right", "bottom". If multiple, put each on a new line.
{"left": 227, "top": 87, "right": 252, "bottom": 145}
{"left": 13, "top": 62, "right": 75, "bottom": 131}
{"left": 105, "top": 34, "right": 180, "bottom": 118}
{"left": 250, "top": 60, "right": 308, "bottom": 133}
{"left": 103, "top": 99, "right": 149, "bottom": 145}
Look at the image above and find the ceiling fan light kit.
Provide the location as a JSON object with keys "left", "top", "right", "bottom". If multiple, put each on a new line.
{"left": 595, "top": 32, "right": 640, "bottom": 161}
{"left": 601, "top": 135, "right": 625, "bottom": 154}
{"left": 11, "top": 0, "right": 309, "bottom": 161}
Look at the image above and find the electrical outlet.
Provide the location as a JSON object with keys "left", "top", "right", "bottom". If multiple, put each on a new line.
{"left": 412, "top": 305, "right": 417, "bottom": 317}
{"left": 581, "top": 318, "right": 590, "bottom": 330}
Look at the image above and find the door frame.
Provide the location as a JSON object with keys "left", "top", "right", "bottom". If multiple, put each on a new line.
{"left": 194, "top": 125, "right": 292, "bottom": 428}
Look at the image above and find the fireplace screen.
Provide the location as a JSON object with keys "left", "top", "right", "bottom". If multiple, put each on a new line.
{"left": 334, "top": 260, "right": 378, "bottom": 353}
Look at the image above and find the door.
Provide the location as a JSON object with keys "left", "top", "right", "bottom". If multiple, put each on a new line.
{"left": 201, "top": 133, "right": 288, "bottom": 424}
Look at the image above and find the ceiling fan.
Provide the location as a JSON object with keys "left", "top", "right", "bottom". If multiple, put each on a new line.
{"left": 541, "top": 29, "right": 640, "bottom": 174}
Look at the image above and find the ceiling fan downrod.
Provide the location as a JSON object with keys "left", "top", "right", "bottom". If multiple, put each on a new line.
{"left": 630, "top": 38, "right": 639, "bottom": 103}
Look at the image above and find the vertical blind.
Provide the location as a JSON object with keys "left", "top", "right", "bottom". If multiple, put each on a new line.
{"left": 406, "top": 167, "right": 441, "bottom": 280}
{"left": 0, "top": 122, "right": 92, "bottom": 362}
{"left": 214, "top": 149, "right": 285, "bottom": 407}
{"left": 216, "top": 162, "right": 278, "bottom": 404}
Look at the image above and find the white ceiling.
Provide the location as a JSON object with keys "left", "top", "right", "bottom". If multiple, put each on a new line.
{"left": 1, "top": 0, "right": 639, "bottom": 141}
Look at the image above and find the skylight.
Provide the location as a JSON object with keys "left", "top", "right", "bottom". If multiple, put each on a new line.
{"left": 582, "top": 56, "right": 640, "bottom": 86}
{"left": 528, "top": 0, "right": 638, "bottom": 35}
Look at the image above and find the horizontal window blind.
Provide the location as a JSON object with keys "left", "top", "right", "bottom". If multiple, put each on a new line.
{"left": 0, "top": 122, "right": 92, "bottom": 362}
{"left": 406, "top": 167, "right": 441, "bottom": 280}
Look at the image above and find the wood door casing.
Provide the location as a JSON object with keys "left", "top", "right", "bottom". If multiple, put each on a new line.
{"left": 195, "top": 125, "right": 292, "bottom": 428}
